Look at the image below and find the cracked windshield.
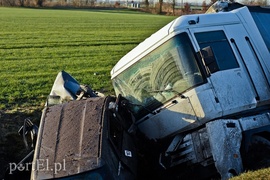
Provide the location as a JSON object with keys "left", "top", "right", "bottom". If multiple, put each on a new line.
{"left": 113, "top": 33, "right": 204, "bottom": 118}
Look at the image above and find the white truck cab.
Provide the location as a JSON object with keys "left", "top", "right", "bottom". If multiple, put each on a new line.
{"left": 111, "top": 6, "right": 270, "bottom": 139}
{"left": 111, "top": 3, "right": 270, "bottom": 179}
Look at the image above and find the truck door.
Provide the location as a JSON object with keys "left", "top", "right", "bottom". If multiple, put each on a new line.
{"left": 224, "top": 24, "right": 270, "bottom": 102}
{"left": 189, "top": 25, "right": 269, "bottom": 115}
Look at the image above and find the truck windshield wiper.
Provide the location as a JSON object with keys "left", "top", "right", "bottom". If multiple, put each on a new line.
{"left": 148, "top": 88, "right": 187, "bottom": 99}
{"left": 121, "top": 100, "right": 156, "bottom": 115}
{"left": 148, "top": 89, "right": 175, "bottom": 93}
{"left": 147, "top": 83, "right": 177, "bottom": 93}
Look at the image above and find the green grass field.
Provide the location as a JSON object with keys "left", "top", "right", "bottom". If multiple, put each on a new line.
{"left": 0, "top": 7, "right": 175, "bottom": 110}
{"left": 1, "top": 7, "right": 270, "bottom": 179}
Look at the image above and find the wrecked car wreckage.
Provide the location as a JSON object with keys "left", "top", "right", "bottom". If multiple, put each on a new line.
{"left": 5, "top": 71, "right": 138, "bottom": 180}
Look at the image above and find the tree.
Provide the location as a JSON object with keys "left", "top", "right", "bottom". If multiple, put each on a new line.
{"left": 158, "top": 0, "right": 163, "bottom": 14}
{"left": 18, "top": 0, "right": 24, "bottom": 6}
{"left": 145, "top": 0, "right": 149, "bottom": 10}
{"left": 210, "top": 0, "right": 217, "bottom": 5}
{"left": 256, "top": 0, "right": 267, "bottom": 5}
{"left": 166, "top": 0, "right": 176, "bottom": 15}
{"left": 3, "top": 0, "right": 16, "bottom": 6}
{"left": 183, "top": 2, "right": 190, "bottom": 14}
{"left": 36, "top": 0, "right": 43, "bottom": 6}
{"left": 202, "top": 0, "right": 207, "bottom": 12}
{"left": 171, "top": 0, "right": 176, "bottom": 15}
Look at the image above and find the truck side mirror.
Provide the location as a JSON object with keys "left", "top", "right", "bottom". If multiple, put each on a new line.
{"left": 200, "top": 46, "right": 219, "bottom": 74}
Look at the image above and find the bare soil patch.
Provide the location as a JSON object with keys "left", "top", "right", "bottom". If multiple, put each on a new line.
{"left": 0, "top": 109, "right": 42, "bottom": 179}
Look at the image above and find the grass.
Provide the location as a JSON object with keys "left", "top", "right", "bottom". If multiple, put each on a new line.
{"left": 231, "top": 168, "right": 270, "bottom": 180}
{"left": 0, "top": 7, "right": 175, "bottom": 110}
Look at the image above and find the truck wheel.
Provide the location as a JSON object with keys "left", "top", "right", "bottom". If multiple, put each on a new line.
{"left": 245, "top": 135, "right": 270, "bottom": 170}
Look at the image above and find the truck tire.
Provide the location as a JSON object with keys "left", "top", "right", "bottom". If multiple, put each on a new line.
{"left": 245, "top": 135, "right": 270, "bottom": 170}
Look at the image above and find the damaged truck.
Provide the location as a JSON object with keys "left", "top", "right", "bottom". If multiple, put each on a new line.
{"left": 5, "top": 1, "right": 270, "bottom": 180}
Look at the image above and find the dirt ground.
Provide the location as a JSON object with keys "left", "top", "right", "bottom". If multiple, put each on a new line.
{"left": 0, "top": 109, "right": 42, "bottom": 179}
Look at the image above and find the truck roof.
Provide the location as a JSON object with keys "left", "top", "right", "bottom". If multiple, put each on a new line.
{"left": 207, "top": 2, "right": 270, "bottom": 52}
{"left": 110, "top": 7, "right": 243, "bottom": 79}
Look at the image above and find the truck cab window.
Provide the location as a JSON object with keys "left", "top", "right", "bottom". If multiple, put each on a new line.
{"left": 112, "top": 33, "right": 205, "bottom": 119}
{"left": 195, "top": 30, "right": 239, "bottom": 72}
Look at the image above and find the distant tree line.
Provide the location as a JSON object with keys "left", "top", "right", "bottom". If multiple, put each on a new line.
{"left": 0, "top": 0, "right": 213, "bottom": 15}
{"left": 0, "top": 0, "right": 268, "bottom": 15}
